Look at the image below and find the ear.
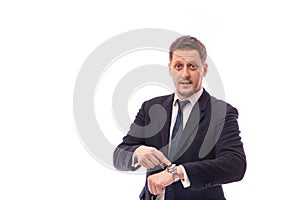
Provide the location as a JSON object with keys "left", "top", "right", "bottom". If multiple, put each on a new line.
{"left": 202, "top": 63, "right": 208, "bottom": 77}
{"left": 168, "top": 63, "right": 172, "bottom": 76}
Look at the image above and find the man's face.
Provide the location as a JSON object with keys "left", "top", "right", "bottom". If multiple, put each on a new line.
{"left": 168, "top": 49, "right": 208, "bottom": 99}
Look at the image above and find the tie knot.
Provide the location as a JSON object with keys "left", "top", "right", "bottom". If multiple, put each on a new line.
{"left": 177, "top": 99, "right": 189, "bottom": 110}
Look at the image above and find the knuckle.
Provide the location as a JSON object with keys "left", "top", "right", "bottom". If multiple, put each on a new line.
{"left": 149, "top": 148, "right": 156, "bottom": 153}
{"left": 147, "top": 175, "right": 153, "bottom": 181}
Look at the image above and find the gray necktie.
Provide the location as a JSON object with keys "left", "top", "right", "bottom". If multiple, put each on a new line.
{"left": 165, "top": 99, "right": 189, "bottom": 200}
{"left": 169, "top": 99, "right": 189, "bottom": 161}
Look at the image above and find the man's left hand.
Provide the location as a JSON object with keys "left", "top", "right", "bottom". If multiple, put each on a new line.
{"left": 147, "top": 170, "right": 174, "bottom": 195}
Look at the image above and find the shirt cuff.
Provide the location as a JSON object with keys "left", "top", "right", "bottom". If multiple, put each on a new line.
{"left": 131, "top": 153, "right": 139, "bottom": 168}
{"left": 178, "top": 165, "right": 191, "bottom": 188}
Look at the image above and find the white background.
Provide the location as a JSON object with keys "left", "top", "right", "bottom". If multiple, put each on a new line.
{"left": 1, "top": 0, "right": 300, "bottom": 199}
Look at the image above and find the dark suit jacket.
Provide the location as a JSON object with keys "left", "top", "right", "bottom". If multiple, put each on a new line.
{"left": 113, "top": 89, "right": 246, "bottom": 200}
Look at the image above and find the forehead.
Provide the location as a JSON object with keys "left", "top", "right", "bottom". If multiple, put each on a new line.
{"left": 172, "top": 49, "right": 202, "bottom": 63}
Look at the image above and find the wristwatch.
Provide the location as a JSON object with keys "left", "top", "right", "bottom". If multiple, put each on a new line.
{"left": 167, "top": 164, "right": 180, "bottom": 182}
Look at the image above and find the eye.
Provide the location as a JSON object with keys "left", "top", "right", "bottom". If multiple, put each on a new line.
{"left": 174, "top": 64, "right": 182, "bottom": 69}
{"left": 190, "top": 64, "right": 198, "bottom": 70}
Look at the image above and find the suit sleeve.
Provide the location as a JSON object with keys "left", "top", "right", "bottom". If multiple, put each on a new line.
{"left": 113, "top": 101, "right": 147, "bottom": 171}
{"left": 182, "top": 105, "right": 247, "bottom": 189}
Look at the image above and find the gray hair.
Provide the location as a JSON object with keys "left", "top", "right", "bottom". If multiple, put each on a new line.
{"left": 169, "top": 35, "right": 207, "bottom": 63}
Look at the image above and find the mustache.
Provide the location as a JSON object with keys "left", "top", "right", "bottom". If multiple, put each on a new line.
{"left": 178, "top": 77, "right": 192, "bottom": 83}
{"left": 179, "top": 80, "right": 192, "bottom": 84}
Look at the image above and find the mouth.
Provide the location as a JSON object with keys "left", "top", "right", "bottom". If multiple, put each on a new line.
{"left": 179, "top": 81, "right": 192, "bottom": 85}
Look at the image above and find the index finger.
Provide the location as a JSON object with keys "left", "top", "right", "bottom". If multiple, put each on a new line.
{"left": 161, "top": 156, "right": 171, "bottom": 166}
{"left": 153, "top": 150, "right": 171, "bottom": 166}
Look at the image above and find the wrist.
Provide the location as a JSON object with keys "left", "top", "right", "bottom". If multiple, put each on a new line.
{"left": 166, "top": 164, "right": 180, "bottom": 182}
{"left": 176, "top": 165, "right": 185, "bottom": 181}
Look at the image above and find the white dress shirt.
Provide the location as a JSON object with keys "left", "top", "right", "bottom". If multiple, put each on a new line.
{"left": 156, "top": 88, "right": 203, "bottom": 200}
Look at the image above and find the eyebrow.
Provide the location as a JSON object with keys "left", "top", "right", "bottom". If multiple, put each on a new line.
{"left": 173, "top": 60, "right": 199, "bottom": 65}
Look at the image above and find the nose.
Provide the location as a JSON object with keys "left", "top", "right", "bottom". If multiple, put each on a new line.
{"left": 181, "top": 65, "right": 190, "bottom": 78}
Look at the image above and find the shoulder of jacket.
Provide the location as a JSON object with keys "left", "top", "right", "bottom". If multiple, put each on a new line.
{"left": 144, "top": 94, "right": 173, "bottom": 105}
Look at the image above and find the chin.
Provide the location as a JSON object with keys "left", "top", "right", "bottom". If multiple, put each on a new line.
{"left": 178, "top": 89, "right": 195, "bottom": 98}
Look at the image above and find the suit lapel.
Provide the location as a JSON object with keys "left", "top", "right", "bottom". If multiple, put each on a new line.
{"left": 159, "top": 94, "right": 174, "bottom": 157}
{"left": 197, "top": 88, "right": 210, "bottom": 112}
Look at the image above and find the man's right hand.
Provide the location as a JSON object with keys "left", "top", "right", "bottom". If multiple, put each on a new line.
{"left": 133, "top": 145, "right": 171, "bottom": 169}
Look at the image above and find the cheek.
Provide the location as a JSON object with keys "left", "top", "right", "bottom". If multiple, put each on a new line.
{"left": 169, "top": 73, "right": 177, "bottom": 83}
{"left": 170, "top": 70, "right": 181, "bottom": 79}
{"left": 191, "top": 72, "right": 201, "bottom": 81}
{"left": 192, "top": 75, "right": 202, "bottom": 86}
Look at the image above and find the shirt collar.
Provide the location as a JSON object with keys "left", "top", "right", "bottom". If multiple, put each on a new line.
{"left": 173, "top": 88, "right": 203, "bottom": 107}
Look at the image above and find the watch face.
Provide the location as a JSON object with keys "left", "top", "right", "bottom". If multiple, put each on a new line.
{"left": 167, "top": 164, "right": 176, "bottom": 172}
{"left": 167, "top": 164, "right": 179, "bottom": 182}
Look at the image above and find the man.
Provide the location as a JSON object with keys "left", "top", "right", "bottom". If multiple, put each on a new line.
{"left": 113, "top": 35, "right": 246, "bottom": 200}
